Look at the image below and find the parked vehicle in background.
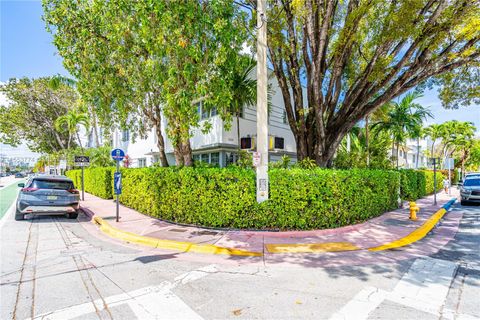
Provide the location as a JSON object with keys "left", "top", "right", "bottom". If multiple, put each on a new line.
{"left": 14, "top": 172, "right": 25, "bottom": 178}
{"left": 15, "top": 175, "right": 80, "bottom": 221}
{"left": 460, "top": 177, "right": 480, "bottom": 205}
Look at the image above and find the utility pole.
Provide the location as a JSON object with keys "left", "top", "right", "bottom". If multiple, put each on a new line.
{"left": 256, "top": 0, "right": 268, "bottom": 203}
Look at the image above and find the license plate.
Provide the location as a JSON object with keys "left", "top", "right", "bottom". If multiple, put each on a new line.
{"left": 47, "top": 196, "right": 58, "bottom": 200}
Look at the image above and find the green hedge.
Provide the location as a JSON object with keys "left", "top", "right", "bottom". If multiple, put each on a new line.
{"left": 66, "top": 167, "right": 114, "bottom": 199}
{"left": 68, "top": 167, "right": 402, "bottom": 230}
{"left": 399, "top": 169, "right": 444, "bottom": 201}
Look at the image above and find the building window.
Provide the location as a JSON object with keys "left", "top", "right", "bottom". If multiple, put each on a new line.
{"left": 210, "top": 107, "right": 217, "bottom": 117}
{"left": 241, "top": 137, "right": 253, "bottom": 149}
{"left": 274, "top": 137, "right": 285, "bottom": 149}
{"left": 138, "top": 158, "right": 147, "bottom": 168}
{"left": 225, "top": 152, "right": 238, "bottom": 166}
{"left": 193, "top": 154, "right": 200, "bottom": 162}
{"left": 201, "top": 154, "right": 209, "bottom": 163}
{"left": 210, "top": 152, "right": 219, "bottom": 166}
{"left": 122, "top": 130, "right": 129, "bottom": 142}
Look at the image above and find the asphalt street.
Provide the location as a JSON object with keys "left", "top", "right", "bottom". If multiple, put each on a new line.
{"left": 0, "top": 202, "right": 478, "bottom": 320}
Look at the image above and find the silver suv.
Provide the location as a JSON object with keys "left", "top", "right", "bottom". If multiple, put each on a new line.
{"left": 16, "top": 175, "right": 80, "bottom": 221}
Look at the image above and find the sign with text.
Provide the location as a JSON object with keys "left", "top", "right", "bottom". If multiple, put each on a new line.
{"left": 252, "top": 152, "right": 261, "bottom": 167}
{"left": 111, "top": 149, "right": 125, "bottom": 161}
{"left": 74, "top": 156, "right": 90, "bottom": 167}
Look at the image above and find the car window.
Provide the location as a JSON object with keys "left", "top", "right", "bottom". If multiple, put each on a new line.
{"left": 463, "top": 179, "right": 480, "bottom": 187}
{"left": 32, "top": 179, "right": 74, "bottom": 190}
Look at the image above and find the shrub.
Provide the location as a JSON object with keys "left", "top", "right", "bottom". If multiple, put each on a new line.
{"left": 66, "top": 167, "right": 114, "bottom": 199}
{"left": 399, "top": 169, "right": 444, "bottom": 200}
{"left": 68, "top": 167, "right": 448, "bottom": 230}
{"left": 399, "top": 169, "right": 419, "bottom": 201}
{"left": 115, "top": 167, "right": 400, "bottom": 230}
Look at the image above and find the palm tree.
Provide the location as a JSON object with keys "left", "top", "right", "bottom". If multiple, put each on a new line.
{"left": 372, "top": 92, "right": 432, "bottom": 168}
{"left": 423, "top": 123, "right": 444, "bottom": 159}
{"left": 228, "top": 56, "right": 257, "bottom": 151}
{"left": 55, "top": 109, "right": 90, "bottom": 150}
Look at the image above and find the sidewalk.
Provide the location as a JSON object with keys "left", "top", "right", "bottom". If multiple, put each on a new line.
{"left": 79, "top": 189, "right": 459, "bottom": 257}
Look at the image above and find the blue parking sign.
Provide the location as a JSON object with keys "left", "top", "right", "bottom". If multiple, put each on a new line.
{"left": 114, "top": 172, "right": 122, "bottom": 195}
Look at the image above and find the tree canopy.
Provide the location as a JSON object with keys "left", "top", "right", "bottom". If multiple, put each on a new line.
{"left": 0, "top": 77, "right": 78, "bottom": 154}
{"left": 43, "top": 0, "right": 248, "bottom": 166}
{"left": 241, "top": 0, "right": 480, "bottom": 166}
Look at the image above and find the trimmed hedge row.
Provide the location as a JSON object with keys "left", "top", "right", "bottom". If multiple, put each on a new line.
{"left": 399, "top": 169, "right": 444, "bottom": 201}
{"left": 66, "top": 167, "right": 113, "bottom": 199}
{"left": 66, "top": 167, "right": 402, "bottom": 230}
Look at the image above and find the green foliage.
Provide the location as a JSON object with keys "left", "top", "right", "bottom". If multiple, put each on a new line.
{"left": 400, "top": 169, "right": 445, "bottom": 201}
{"left": 335, "top": 126, "right": 392, "bottom": 169}
{"left": 44, "top": 0, "right": 248, "bottom": 166}
{"left": 423, "top": 170, "right": 444, "bottom": 195}
{"left": 235, "top": 150, "right": 253, "bottom": 169}
{"left": 66, "top": 167, "right": 113, "bottom": 199}
{"left": 0, "top": 77, "right": 77, "bottom": 153}
{"left": 68, "top": 167, "right": 403, "bottom": 230}
{"left": 269, "top": 155, "right": 291, "bottom": 169}
{"left": 294, "top": 158, "right": 317, "bottom": 169}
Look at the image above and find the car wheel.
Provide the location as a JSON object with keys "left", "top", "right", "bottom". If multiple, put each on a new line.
{"left": 15, "top": 209, "right": 25, "bottom": 221}
{"left": 68, "top": 212, "right": 78, "bottom": 219}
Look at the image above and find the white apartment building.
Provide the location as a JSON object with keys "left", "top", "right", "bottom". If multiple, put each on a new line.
{"left": 390, "top": 138, "right": 431, "bottom": 169}
{"left": 102, "top": 73, "right": 299, "bottom": 168}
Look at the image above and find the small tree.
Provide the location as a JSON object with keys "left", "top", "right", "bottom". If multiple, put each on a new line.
{"left": 55, "top": 109, "right": 89, "bottom": 150}
{"left": 372, "top": 93, "right": 432, "bottom": 168}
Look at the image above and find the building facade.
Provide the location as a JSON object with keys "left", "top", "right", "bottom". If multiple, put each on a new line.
{"left": 108, "top": 75, "right": 299, "bottom": 168}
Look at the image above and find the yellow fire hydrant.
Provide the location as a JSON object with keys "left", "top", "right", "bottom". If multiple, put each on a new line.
{"left": 409, "top": 202, "right": 420, "bottom": 220}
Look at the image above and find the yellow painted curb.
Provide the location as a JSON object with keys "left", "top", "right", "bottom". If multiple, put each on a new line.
{"left": 368, "top": 208, "right": 447, "bottom": 251}
{"left": 92, "top": 216, "right": 262, "bottom": 257}
{"left": 266, "top": 242, "right": 360, "bottom": 253}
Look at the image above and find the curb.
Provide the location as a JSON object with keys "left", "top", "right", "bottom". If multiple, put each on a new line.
{"left": 91, "top": 216, "right": 262, "bottom": 257}
{"left": 82, "top": 197, "right": 458, "bottom": 256}
{"left": 369, "top": 197, "right": 457, "bottom": 251}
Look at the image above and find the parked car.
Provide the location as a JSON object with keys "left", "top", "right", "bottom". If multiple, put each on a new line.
{"left": 15, "top": 175, "right": 80, "bottom": 221}
{"left": 14, "top": 172, "right": 25, "bottom": 178}
{"left": 460, "top": 177, "right": 480, "bottom": 205}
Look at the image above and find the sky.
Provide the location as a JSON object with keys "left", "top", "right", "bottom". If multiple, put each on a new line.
{"left": 0, "top": 0, "right": 479, "bottom": 160}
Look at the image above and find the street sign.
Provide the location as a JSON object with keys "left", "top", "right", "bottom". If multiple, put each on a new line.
{"left": 111, "top": 149, "right": 125, "bottom": 161}
{"left": 252, "top": 152, "right": 261, "bottom": 167}
{"left": 114, "top": 172, "right": 122, "bottom": 195}
{"left": 446, "top": 158, "right": 455, "bottom": 170}
{"left": 74, "top": 156, "right": 90, "bottom": 167}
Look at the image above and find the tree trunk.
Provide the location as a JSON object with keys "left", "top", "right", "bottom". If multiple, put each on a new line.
{"left": 237, "top": 114, "right": 241, "bottom": 150}
{"left": 391, "top": 141, "right": 395, "bottom": 166}
{"left": 396, "top": 142, "right": 400, "bottom": 169}
{"left": 182, "top": 139, "right": 193, "bottom": 166}
{"left": 174, "top": 144, "right": 184, "bottom": 166}
{"left": 416, "top": 137, "right": 420, "bottom": 169}
{"left": 154, "top": 122, "right": 169, "bottom": 167}
{"left": 76, "top": 131, "right": 83, "bottom": 150}
{"left": 365, "top": 116, "right": 369, "bottom": 167}
{"left": 92, "top": 114, "right": 100, "bottom": 147}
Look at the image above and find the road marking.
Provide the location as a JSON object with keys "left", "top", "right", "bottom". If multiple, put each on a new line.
{"left": 31, "top": 264, "right": 217, "bottom": 320}
{"left": 329, "top": 286, "right": 388, "bottom": 320}
{"left": 387, "top": 257, "right": 457, "bottom": 315}
{"left": 329, "top": 257, "right": 458, "bottom": 320}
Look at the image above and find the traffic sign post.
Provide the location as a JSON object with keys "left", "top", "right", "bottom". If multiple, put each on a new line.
{"left": 447, "top": 158, "right": 454, "bottom": 195}
{"left": 111, "top": 149, "right": 125, "bottom": 222}
{"left": 74, "top": 156, "right": 90, "bottom": 201}
{"left": 430, "top": 157, "right": 439, "bottom": 205}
